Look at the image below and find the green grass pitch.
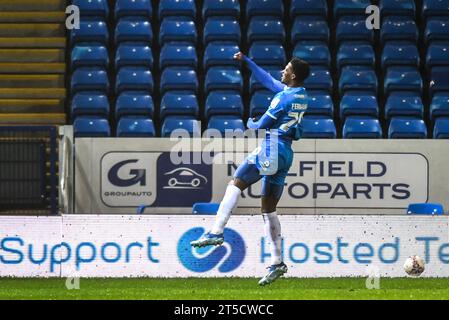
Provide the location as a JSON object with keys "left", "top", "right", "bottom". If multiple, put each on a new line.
{"left": 1, "top": 278, "right": 449, "bottom": 300}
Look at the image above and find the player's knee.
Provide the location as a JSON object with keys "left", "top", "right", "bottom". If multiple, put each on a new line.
{"left": 261, "top": 205, "right": 277, "bottom": 214}
{"left": 231, "top": 178, "right": 247, "bottom": 191}
{"left": 261, "top": 196, "right": 279, "bottom": 213}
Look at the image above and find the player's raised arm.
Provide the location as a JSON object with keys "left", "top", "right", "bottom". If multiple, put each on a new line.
{"left": 234, "top": 52, "right": 286, "bottom": 93}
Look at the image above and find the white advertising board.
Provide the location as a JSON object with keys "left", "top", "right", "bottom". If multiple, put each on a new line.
{"left": 74, "top": 139, "right": 448, "bottom": 214}
{"left": 0, "top": 215, "right": 448, "bottom": 278}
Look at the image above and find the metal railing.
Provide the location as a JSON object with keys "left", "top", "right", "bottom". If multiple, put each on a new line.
{"left": 0, "top": 126, "right": 58, "bottom": 215}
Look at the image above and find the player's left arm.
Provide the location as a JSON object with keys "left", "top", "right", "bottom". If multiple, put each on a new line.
{"left": 246, "top": 113, "right": 276, "bottom": 129}
{"left": 247, "top": 97, "right": 285, "bottom": 129}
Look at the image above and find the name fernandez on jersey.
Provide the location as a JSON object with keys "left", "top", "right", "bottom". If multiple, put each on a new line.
{"left": 292, "top": 103, "right": 307, "bottom": 111}
{"left": 265, "top": 87, "right": 308, "bottom": 141}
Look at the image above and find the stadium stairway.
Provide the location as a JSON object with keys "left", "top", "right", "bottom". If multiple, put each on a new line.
{"left": 0, "top": 0, "right": 67, "bottom": 125}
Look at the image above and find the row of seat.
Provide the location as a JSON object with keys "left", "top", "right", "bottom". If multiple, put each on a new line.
{"left": 69, "top": 15, "right": 449, "bottom": 48}
{"left": 71, "top": 40, "right": 449, "bottom": 73}
{"left": 73, "top": 115, "right": 449, "bottom": 139}
{"left": 73, "top": 0, "right": 449, "bottom": 22}
{"left": 71, "top": 42, "right": 291, "bottom": 72}
{"left": 71, "top": 89, "right": 449, "bottom": 122}
{"left": 70, "top": 64, "right": 449, "bottom": 98}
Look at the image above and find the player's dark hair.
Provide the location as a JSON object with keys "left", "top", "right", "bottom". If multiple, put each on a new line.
{"left": 290, "top": 58, "right": 310, "bottom": 84}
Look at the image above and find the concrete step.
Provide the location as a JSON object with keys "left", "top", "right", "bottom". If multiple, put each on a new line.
{"left": 0, "top": 113, "right": 66, "bottom": 124}
{"left": 0, "top": 63, "right": 65, "bottom": 74}
{"left": 0, "top": 37, "right": 66, "bottom": 48}
{"left": 0, "top": 74, "right": 64, "bottom": 87}
{"left": 0, "top": 49, "right": 65, "bottom": 63}
{"left": 0, "top": 0, "right": 67, "bottom": 11}
{"left": 0, "top": 99, "right": 64, "bottom": 113}
{"left": 0, "top": 88, "right": 66, "bottom": 99}
{"left": 0, "top": 12, "right": 66, "bottom": 23}
{"left": 0, "top": 24, "right": 65, "bottom": 37}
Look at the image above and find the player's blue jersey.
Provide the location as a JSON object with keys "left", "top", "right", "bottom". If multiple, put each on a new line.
{"left": 242, "top": 55, "right": 309, "bottom": 178}
{"left": 265, "top": 86, "right": 308, "bottom": 143}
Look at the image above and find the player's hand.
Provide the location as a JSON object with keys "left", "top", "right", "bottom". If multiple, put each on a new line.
{"left": 246, "top": 117, "right": 257, "bottom": 129}
{"left": 233, "top": 52, "right": 245, "bottom": 61}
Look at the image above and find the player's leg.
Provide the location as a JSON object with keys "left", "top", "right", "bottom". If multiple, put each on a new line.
{"left": 191, "top": 160, "right": 261, "bottom": 248}
{"left": 258, "top": 180, "right": 288, "bottom": 286}
{"left": 262, "top": 184, "right": 284, "bottom": 266}
{"left": 258, "top": 145, "right": 293, "bottom": 286}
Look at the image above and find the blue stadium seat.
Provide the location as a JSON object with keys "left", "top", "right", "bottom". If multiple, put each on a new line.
{"left": 384, "top": 67, "right": 423, "bottom": 97}
{"left": 203, "top": 43, "right": 240, "bottom": 70}
{"left": 388, "top": 117, "right": 427, "bottom": 139}
{"left": 337, "top": 43, "right": 375, "bottom": 72}
{"left": 71, "top": 92, "right": 110, "bottom": 118}
{"left": 115, "top": 0, "right": 152, "bottom": 20}
{"left": 159, "top": 44, "right": 198, "bottom": 70}
{"left": 250, "top": 68, "right": 282, "bottom": 93}
{"left": 381, "top": 17, "right": 418, "bottom": 46}
{"left": 426, "top": 43, "right": 449, "bottom": 72}
{"left": 249, "top": 43, "right": 286, "bottom": 68}
{"left": 423, "top": 0, "right": 449, "bottom": 22}
{"left": 334, "top": 0, "right": 371, "bottom": 20}
{"left": 291, "top": 17, "right": 329, "bottom": 45}
{"left": 247, "top": 18, "right": 285, "bottom": 45}
{"left": 343, "top": 117, "right": 382, "bottom": 139}
{"left": 114, "top": 18, "right": 152, "bottom": 45}
{"left": 336, "top": 16, "right": 374, "bottom": 46}
{"left": 73, "top": 0, "right": 109, "bottom": 18}
{"left": 425, "top": 18, "right": 449, "bottom": 45}
{"left": 385, "top": 92, "right": 424, "bottom": 119}
{"left": 381, "top": 43, "right": 419, "bottom": 70}
{"left": 207, "top": 116, "right": 245, "bottom": 134}
{"left": 160, "top": 67, "right": 198, "bottom": 94}
{"left": 160, "top": 91, "right": 199, "bottom": 120}
{"left": 71, "top": 45, "right": 109, "bottom": 70}
{"left": 159, "top": 18, "right": 197, "bottom": 45}
{"left": 161, "top": 116, "right": 201, "bottom": 137}
{"left": 70, "top": 20, "right": 109, "bottom": 46}
{"left": 203, "top": 0, "right": 240, "bottom": 19}
{"left": 204, "top": 91, "right": 243, "bottom": 118}
{"left": 158, "top": 0, "right": 196, "bottom": 19}
{"left": 434, "top": 117, "right": 449, "bottom": 139}
{"left": 115, "top": 44, "right": 153, "bottom": 70}
{"left": 301, "top": 117, "right": 337, "bottom": 138}
{"left": 246, "top": 0, "right": 284, "bottom": 19}
{"left": 71, "top": 67, "right": 109, "bottom": 94}
{"left": 74, "top": 117, "right": 110, "bottom": 137}
{"left": 115, "top": 67, "right": 153, "bottom": 94}
{"left": 250, "top": 90, "right": 273, "bottom": 117}
{"left": 293, "top": 43, "right": 331, "bottom": 67}
{"left": 307, "top": 94, "right": 334, "bottom": 117}
{"left": 117, "top": 117, "right": 156, "bottom": 137}
{"left": 407, "top": 203, "right": 445, "bottom": 215}
{"left": 192, "top": 203, "right": 220, "bottom": 215}
{"left": 379, "top": 0, "right": 416, "bottom": 17}
{"left": 430, "top": 67, "right": 449, "bottom": 98}
{"left": 339, "top": 66, "right": 378, "bottom": 95}
{"left": 430, "top": 94, "right": 449, "bottom": 121}
{"left": 291, "top": 0, "right": 328, "bottom": 19}
{"left": 203, "top": 19, "right": 241, "bottom": 45}
{"left": 116, "top": 91, "right": 154, "bottom": 119}
{"left": 205, "top": 67, "right": 243, "bottom": 94}
{"left": 304, "top": 68, "right": 333, "bottom": 94}
{"left": 340, "top": 94, "right": 378, "bottom": 120}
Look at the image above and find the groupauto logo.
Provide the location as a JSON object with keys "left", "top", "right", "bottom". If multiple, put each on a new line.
{"left": 108, "top": 159, "right": 146, "bottom": 187}
{"left": 177, "top": 228, "right": 245, "bottom": 273}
